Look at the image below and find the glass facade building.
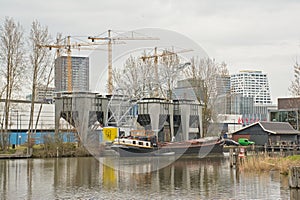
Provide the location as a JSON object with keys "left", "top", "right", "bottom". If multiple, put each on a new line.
{"left": 270, "top": 97, "right": 300, "bottom": 130}
{"left": 216, "top": 75, "right": 231, "bottom": 96}
{"left": 55, "top": 56, "right": 89, "bottom": 92}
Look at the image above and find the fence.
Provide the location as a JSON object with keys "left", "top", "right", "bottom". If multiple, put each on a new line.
{"left": 8, "top": 131, "right": 78, "bottom": 146}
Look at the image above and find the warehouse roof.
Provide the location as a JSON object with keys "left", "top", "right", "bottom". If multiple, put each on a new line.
{"left": 233, "top": 121, "right": 300, "bottom": 135}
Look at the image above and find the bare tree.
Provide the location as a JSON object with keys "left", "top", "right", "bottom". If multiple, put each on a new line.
{"left": 27, "top": 20, "right": 52, "bottom": 152}
{"left": 184, "top": 57, "right": 228, "bottom": 136}
{"left": 158, "top": 51, "right": 180, "bottom": 99}
{"left": 113, "top": 53, "right": 155, "bottom": 99}
{"left": 218, "top": 62, "right": 229, "bottom": 76}
{"left": 113, "top": 49, "right": 185, "bottom": 100}
{"left": 289, "top": 61, "right": 300, "bottom": 96}
{"left": 114, "top": 55, "right": 141, "bottom": 98}
{"left": 0, "top": 17, "right": 25, "bottom": 151}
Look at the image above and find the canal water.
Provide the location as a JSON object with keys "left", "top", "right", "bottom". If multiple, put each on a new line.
{"left": 0, "top": 156, "right": 291, "bottom": 199}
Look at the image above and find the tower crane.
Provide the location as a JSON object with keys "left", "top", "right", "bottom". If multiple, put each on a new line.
{"left": 38, "top": 36, "right": 73, "bottom": 91}
{"left": 88, "top": 30, "right": 159, "bottom": 94}
{"left": 38, "top": 36, "right": 105, "bottom": 92}
{"left": 140, "top": 47, "right": 193, "bottom": 97}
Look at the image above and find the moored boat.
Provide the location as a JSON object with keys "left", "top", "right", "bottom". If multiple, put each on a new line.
{"left": 160, "top": 137, "right": 224, "bottom": 156}
{"left": 111, "top": 130, "right": 159, "bottom": 157}
{"left": 111, "top": 130, "right": 224, "bottom": 157}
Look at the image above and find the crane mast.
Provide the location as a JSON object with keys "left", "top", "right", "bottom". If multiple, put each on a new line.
{"left": 66, "top": 36, "right": 72, "bottom": 92}
{"left": 39, "top": 36, "right": 103, "bottom": 92}
{"left": 88, "top": 30, "right": 159, "bottom": 94}
{"left": 38, "top": 36, "right": 73, "bottom": 92}
{"left": 141, "top": 47, "right": 193, "bottom": 97}
{"left": 107, "top": 30, "right": 113, "bottom": 94}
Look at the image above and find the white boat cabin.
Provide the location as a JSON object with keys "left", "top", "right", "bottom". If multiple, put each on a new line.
{"left": 113, "top": 138, "right": 153, "bottom": 148}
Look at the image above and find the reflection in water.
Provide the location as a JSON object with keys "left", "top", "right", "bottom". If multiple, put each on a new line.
{"left": 0, "top": 156, "right": 291, "bottom": 199}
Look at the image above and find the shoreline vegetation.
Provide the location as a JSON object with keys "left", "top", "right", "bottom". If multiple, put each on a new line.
{"left": 2, "top": 143, "right": 300, "bottom": 177}
{"left": 0, "top": 142, "right": 93, "bottom": 158}
{"left": 239, "top": 154, "right": 300, "bottom": 175}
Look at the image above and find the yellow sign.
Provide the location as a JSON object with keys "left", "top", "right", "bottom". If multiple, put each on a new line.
{"left": 103, "top": 127, "right": 118, "bottom": 141}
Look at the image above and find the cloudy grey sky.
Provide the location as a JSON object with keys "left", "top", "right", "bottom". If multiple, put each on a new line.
{"left": 1, "top": 0, "right": 300, "bottom": 103}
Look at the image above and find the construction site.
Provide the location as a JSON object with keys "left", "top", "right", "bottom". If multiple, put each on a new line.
{"left": 4, "top": 29, "right": 205, "bottom": 149}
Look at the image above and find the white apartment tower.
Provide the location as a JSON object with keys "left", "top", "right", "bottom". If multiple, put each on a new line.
{"left": 230, "top": 70, "right": 272, "bottom": 105}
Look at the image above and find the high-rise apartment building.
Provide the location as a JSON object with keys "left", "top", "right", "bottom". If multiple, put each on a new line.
{"left": 216, "top": 75, "right": 231, "bottom": 96}
{"left": 55, "top": 56, "right": 89, "bottom": 92}
{"left": 230, "top": 70, "right": 272, "bottom": 105}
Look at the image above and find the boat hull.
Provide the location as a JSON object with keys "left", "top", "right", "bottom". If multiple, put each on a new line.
{"left": 161, "top": 141, "right": 224, "bottom": 156}
{"left": 111, "top": 140, "right": 224, "bottom": 157}
{"left": 111, "top": 145, "right": 158, "bottom": 157}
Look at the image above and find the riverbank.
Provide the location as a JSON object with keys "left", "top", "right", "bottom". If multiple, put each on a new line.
{"left": 239, "top": 154, "right": 300, "bottom": 175}
{"left": 0, "top": 142, "right": 93, "bottom": 159}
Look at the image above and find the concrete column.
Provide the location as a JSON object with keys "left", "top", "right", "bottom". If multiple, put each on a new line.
{"left": 180, "top": 104, "right": 190, "bottom": 141}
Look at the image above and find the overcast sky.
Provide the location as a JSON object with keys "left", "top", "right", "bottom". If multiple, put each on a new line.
{"left": 1, "top": 0, "right": 300, "bottom": 103}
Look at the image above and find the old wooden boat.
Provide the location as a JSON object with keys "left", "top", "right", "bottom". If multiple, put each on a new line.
{"left": 111, "top": 130, "right": 224, "bottom": 157}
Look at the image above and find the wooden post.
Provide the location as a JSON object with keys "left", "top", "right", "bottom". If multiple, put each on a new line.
{"left": 293, "top": 144, "right": 297, "bottom": 156}
{"left": 235, "top": 148, "right": 240, "bottom": 167}
{"left": 264, "top": 143, "right": 267, "bottom": 156}
{"left": 280, "top": 144, "right": 283, "bottom": 157}
{"left": 229, "top": 147, "right": 239, "bottom": 168}
{"left": 290, "top": 189, "right": 300, "bottom": 200}
{"left": 289, "top": 166, "right": 300, "bottom": 188}
{"left": 229, "top": 148, "right": 234, "bottom": 168}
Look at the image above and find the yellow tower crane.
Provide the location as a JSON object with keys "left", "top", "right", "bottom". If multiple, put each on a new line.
{"left": 38, "top": 36, "right": 73, "bottom": 91}
{"left": 141, "top": 47, "right": 193, "bottom": 97}
{"left": 39, "top": 36, "right": 104, "bottom": 92}
{"left": 88, "top": 30, "right": 159, "bottom": 94}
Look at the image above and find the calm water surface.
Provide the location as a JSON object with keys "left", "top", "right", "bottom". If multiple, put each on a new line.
{"left": 0, "top": 156, "right": 292, "bottom": 199}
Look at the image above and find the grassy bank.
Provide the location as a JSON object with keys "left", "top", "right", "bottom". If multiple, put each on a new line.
{"left": 30, "top": 143, "right": 92, "bottom": 158}
{"left": 0, "top": 142, "right": 93, "bottom": 158}
{"left": 240, "top": 155, "right": 300, "bottom": 175}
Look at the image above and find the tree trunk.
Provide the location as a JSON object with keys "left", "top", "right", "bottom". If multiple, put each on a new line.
{"left": 0, "top": 18, "right": 25, "bottom": 151}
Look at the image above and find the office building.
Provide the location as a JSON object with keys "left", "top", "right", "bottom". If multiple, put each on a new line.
{"left": 173, "top": 78, "right": 203, "bottom": 102}
{"left": 36, "top": 85, "right": 55, "bottom": 103}
{"left": 230, "top": 70, "right": 272, "bottom": 105}
{"left": 55, "top": 56, "right": 89, "bottom": 92}
{"left": 270, "top": 97, "right": 300, "bottom": 130}
{"left": 216, "top": 75, "right": 231, "bottom": 96}
{"left": 25, "top": 85, "right": 55, "bottom": 103}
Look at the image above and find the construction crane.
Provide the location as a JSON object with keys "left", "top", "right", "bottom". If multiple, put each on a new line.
{"left": 141, "top": 47, "right": 193, "bottom": 97}
{"left": 38, "top": 36, "right": 105, "bottom": 92}
{"left": 88, "top": 30, "right": 159, "bottom": 94}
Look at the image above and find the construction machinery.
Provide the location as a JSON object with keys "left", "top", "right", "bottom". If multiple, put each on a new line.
{"left": 141, "top": 47, "right": 192, "bottom": 97}
{"left": 38, "top": 36, "right": 105, "bottom": 92}
{"left": 38, "top": 36, "right": 73, "bottom": 91}
{"left": 88, "top": 30, "right": 159, "bottom": 94}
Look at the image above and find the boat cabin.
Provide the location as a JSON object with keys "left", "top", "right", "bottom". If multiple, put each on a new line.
{"left": 113, "top": 129, "right": 157, "bottom": 148}
{"left": 113, "top": 138, "right": 153, "bottom": 148}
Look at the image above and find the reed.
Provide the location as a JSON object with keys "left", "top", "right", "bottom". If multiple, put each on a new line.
{"left": 240, "top": 155, "right": 300, "bottom": 175}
